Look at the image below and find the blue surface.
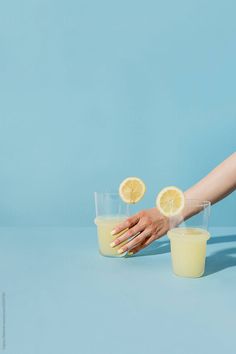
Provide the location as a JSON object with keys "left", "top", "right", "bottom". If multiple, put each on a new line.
{"left": 0, "top": 226, "right": 236, "bottom": 354}
{"left": 0, "top": 0, "right": 236, "bottom": 226}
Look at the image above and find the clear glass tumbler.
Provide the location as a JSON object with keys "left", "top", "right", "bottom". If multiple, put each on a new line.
{"left": 94, "top": 192, "right": 130, "bottom": 257}
{"left": 167, "top": 199, "right": 211, "bottom": 278}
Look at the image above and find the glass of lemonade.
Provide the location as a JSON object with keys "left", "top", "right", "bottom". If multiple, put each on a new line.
{"left": 167, "top": 200, "right": 211, "bottom": 278}
{"left": 94, "top": 192, "right": 130, "bottom": 257}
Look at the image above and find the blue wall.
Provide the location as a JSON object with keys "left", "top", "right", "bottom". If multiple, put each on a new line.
{"left": 0, "top": 0, "right": 235, "bottom": 226}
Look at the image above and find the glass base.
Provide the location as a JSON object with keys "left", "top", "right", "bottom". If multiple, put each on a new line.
{"left": 173, "top": 270, "right": 204, "bottom": 278}
{"left": 99, "top": 250, "right": 127, "bottom": 258}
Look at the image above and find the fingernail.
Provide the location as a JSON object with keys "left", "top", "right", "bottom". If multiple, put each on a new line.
{"left": 111, "top": 229, "right": 116, "bottom": 235}
{"left": 117, "top": 248, "right": 124, "bottom": 254}
{"left": 110, "top": 242, "right": 115, "bottom": 248}
{"left": 128, "top": 251, "right": 133, "bottom": 256}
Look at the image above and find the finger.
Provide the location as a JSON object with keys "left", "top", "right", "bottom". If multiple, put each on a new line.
{"left": 117, "top": 227, "right": 152, "bottom": 254}
{"left": 143, "top": 234, "right": 158, "bottom": 247}
{"left": 129, "top": 240, "right": 147, "bottom": 255}
{"left": 127, "top": 240, "right": 144, "bottom": 256}
{"left": 110, "top": 222, "right": 145, "bottom": 248}
{"left": 111, "top": 214, "right": 140, "bottom": 235}
{"left": 131, "top": 235, "right": 160, "bottom": 255}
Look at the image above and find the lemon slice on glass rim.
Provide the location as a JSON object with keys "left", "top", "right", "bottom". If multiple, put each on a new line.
{"left": 119, "top": 177, "right": 146, "bottom": 204}
{"left": 156, "top": 186, "right": 185, "bottom": 217}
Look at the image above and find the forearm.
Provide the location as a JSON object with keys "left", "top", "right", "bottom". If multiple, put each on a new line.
{"left": 183, "top": 152, "right": 236, "bottom": 219}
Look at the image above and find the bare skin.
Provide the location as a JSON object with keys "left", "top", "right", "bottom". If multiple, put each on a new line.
{"left": 111, "top": 152, "right": 236, "bottom": 255}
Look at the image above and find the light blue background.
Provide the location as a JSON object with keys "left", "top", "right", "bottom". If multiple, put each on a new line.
{"left": 0, "top": 0, "right": 235, "bottom": 226}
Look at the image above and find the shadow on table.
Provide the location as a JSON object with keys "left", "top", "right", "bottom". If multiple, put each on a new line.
{"left": 131, "top": 240, "right": 170, "bottom": 257}
{"left": 204, "top": 233, "right": 236, "bottom": 276}
{"left": 208, "top": 234, "right": 236, "bottom": 245}
{"left": 204, "top": 247, "right": 236, "bottom": 276}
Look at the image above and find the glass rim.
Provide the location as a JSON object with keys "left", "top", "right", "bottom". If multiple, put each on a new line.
{"left": 94, "top": 194, "right": 210, "bottom": 207}
{"left": 184, "top": 199, "right": 211, "bottom": 207}
{"left": 94, "top": 191, "right": 119, "bottom": 196}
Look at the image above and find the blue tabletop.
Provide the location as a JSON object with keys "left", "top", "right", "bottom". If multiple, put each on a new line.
{"left": 0, "top": 227, "right": 235, "bottom": 354}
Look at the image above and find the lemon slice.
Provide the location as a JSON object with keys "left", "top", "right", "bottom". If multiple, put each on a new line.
{"left": 156, "top": 186, "right": 185, "bottom": 217}
{"left": 119, "top": 177, "right": 146, "bottom": 204}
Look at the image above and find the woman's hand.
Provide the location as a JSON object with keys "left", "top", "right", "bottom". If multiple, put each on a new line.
{"left": 110, "top": 208, "right": 170, "bottom": 255}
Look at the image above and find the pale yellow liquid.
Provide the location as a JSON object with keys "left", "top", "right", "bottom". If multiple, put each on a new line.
{"left": 167, "top": 227, "right": 210, "bottom": 278}
{"left": 95, "top": 216, "right": 128, "bottom": 257}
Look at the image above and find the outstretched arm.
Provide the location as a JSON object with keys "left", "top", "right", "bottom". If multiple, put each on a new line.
{"left": 112, "top": 152, "right": 236, "bottom": 255}
{"left": 184, "top": 152, "right": 236, "bottom": 218}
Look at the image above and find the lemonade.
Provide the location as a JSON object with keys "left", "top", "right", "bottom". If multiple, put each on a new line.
{"left": 167, "top": 227, "right": 210, "bottom": 278}
{"left": 95, "top": 216, "right": 128, "bottom": 257}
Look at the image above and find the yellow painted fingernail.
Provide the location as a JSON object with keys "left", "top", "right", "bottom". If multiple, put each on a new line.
{"left": 128, "top": 251, "right": 133, "bottom": 256}
{"left": 110, "top": 242, "right": 115, "bottom": 248}
{"left": 117, "top": 248, "right": 124, "bottom": 254}
{"left": 111, "top": 229, "right": 116, "bottom": 235}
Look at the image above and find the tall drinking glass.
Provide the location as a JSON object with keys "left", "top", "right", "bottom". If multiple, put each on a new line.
{"left": 94, "top": 192, "right": 130, "bottom": 257}
{"left": 167, "top": 199, "right": 211, "bottom": 278}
